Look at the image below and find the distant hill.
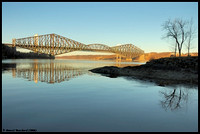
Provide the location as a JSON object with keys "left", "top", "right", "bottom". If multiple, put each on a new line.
{"left": 135, "top": 52, "right": 198, "bottom": 62}
{"left": 55, "top": 52, "right": 198, "bottom": 62}
{"left": 55, "top": 55, "right": 116, "bottom": 60}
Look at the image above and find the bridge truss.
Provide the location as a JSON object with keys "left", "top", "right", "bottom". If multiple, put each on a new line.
{"left": 12, "top": 33, "right": 144, "bottom": 58}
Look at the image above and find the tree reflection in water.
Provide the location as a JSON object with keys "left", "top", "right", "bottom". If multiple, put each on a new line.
{"left": 159, "top": 87, "right": 189, "bottom": 111}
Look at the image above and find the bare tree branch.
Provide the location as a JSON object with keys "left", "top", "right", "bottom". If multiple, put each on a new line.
{"left": 185, "top": 18, "right": 197, "bottom": 56}
{"left": 162, "top": 18, "right": 191, "bottom": 57}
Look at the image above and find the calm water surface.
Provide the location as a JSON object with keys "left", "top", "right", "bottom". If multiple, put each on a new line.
{"left": 2, "top": 59, "right": 198, "bottom": 132}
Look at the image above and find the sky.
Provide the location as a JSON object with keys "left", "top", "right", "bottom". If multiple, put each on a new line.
{"left": 2, "top": 2, "right": 198, "bottom": 54}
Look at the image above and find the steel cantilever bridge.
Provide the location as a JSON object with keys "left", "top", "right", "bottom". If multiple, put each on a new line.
{"left": 12, "top": 33, "right": 144, "bottom": 59}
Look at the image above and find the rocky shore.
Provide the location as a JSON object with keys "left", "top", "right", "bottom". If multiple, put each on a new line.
{"left": 90, "top": 56, "right": 198, "bottom": 86}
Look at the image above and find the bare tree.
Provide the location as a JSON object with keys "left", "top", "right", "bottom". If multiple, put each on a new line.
{"left": 186, "top": 18, "right": 197, "bottom": 56}
{"left": 169, "top": 42, "right": 178, "bottom": 57}
{"left": 162, "top": 18, "right": 189, "bottom": 57}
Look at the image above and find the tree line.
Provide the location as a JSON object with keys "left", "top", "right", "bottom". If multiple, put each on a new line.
{"left": 2, "top": 44, "right": 55, "bottom": 59}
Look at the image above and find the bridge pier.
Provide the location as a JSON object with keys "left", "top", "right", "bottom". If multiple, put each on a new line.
{"left": 34, "top": 34, "right": 39, "bottom": 54}
{"left": 12, "top": 38, "right": 16, "bottom": 51}
{"left": 116, "top": 54, "right": 121, "bottom": 62}
{"left": 125, "top": 58, "right": 132, "bottom": 61}
{"left": 50, "top": 34, "right": 55, "bottom": 56}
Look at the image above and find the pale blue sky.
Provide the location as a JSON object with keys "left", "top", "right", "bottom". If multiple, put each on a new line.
{"left": 2, "top": 2, "right": 198, "bottom": 53}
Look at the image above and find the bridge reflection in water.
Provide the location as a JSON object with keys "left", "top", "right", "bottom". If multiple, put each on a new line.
{"left": 11, "top": 60, "right": 141, "bottom": 84}
{"left": 12, "top": 61, "right": 88, "bottom": 84}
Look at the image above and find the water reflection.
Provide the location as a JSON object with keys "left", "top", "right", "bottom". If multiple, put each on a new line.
{"left": 159, "top": 87, "right": 189, "bottom": 111}
{"left": 121, "top": 76, "right": 196, "bottom": 112}
{"left": 12, "top": 64, "right": 88, "bottom": 84}
{"left": 8, "top": 62, "right": 95, "bottom": 84}
{"left": 2, "top": 60, "right": 198, "bottom": 132}
{"left": 2, "top": 59, "right": 141, "bottom": 84}
{"left": 2, "top": 63, "right": 16, "bottom": 71}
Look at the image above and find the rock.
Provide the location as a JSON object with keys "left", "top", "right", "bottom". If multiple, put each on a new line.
{"left": 158, "top": 82, "right": 165, "bottom": 87}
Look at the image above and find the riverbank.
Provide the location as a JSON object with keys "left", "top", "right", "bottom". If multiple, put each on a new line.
{"left": 2, "top": 44, "right": 55, "bottom": 59}
{"left": 90, "top": 56, "right": 198, "bottom": 86}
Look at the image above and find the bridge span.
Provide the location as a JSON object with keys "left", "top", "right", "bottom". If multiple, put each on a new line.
{"left": 5, "top": 33, "right": 145, "bottom": 60}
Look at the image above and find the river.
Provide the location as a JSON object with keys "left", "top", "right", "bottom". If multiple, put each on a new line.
{"left": 2, "top": 59, "right": 198, "bottom": 132}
